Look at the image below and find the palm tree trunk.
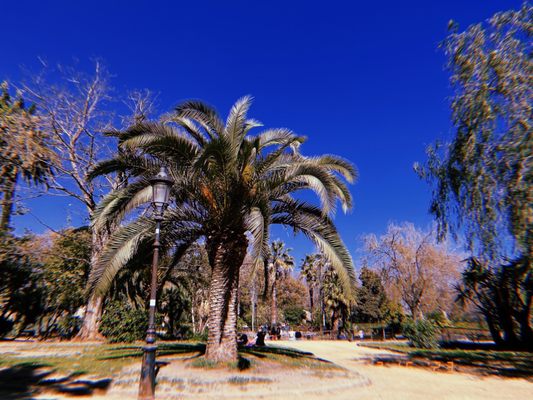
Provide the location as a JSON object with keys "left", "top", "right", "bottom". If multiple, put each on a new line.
{"left": 485, "top": 313, "right": 504, "bottom": 346}
{"left": 205, "top": 232, "right": 247, "bottom": 363}
{"left": 251, "top": 280, "right": 257, "bottom": 332}
{"left": 319, "top": 287, "right": 326, "bottom": 334}
{"left": 0, "top": 169, "right": 17, "bottom": 235}
{"left": 271, "top": 281, "right": 278, "bottom": 325}
{"left": 309, "top": 287, "right": 314, "bottom": 315}
{"left": 76, "top": 295, "right": 104, "bottom": 340}
{"left": 517, "top": 303, "right": 533, "bottom": 349}
{"left": 332, "top": 308, "right": 340, "bottom": 337}
{"left": 191, "top": 302, "right": 196, "bottom": 334}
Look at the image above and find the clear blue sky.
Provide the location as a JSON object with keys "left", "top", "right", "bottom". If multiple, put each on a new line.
{"left": 2, "top": 1, "right": 519, "bottom": 264}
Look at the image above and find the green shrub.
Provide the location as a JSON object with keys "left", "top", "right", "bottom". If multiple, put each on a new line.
{"left": 100, "top": 301, "right": 148, "bottom": 343}
{"left": 188, "top": 330, "right": 208, "bottom": 342}
{"left": 426, "top": 310, "right": 449, "bottom": 327}
{"left": 283, "top": 305, "right": 305, "bottom": 325}
{"left": 56, "top": 315, "right": 82, "bottom": 339}
{"left": 402, "top": 319, "right": 439, "bottom": 349}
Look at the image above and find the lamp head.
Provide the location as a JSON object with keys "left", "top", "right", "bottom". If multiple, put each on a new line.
{"left": 150, "top": 166, "right": 174, "bottom": 215}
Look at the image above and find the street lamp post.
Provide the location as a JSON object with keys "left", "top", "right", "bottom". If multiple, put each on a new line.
{"left": 138, "top": 166, "right": 173, "bottom": 400}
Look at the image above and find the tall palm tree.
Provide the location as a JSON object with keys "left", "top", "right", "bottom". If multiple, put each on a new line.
{"left": 267, "top": 240, "right": 294, "bottom": 325}
{"left": 88, "top": 96, "right": 357, "bottom": 362}
{"left": 0, "top": 83, "right": 55, "bottom": 234}
{"left": 300, "top": 253, "right": 330, "bottom": 332}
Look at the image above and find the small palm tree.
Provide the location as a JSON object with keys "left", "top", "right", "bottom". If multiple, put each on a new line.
{"left": 323, "top": 264, "right": 350, "bottom": 336}
{"left": 0, "top": 83, "right": 55, "bottom": 233}
{"left": 88, "top": 97, "right": 357, "bottom": 362}
{"left": 267, "top": 240, "right": 294, "bottom": 325}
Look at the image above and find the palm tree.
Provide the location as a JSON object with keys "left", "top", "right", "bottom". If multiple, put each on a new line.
{"left": 300, "top": 254, "right": 319, "bottom": 316}
{"left": 300, "top": 253, "right": 331, "bottom": 332}
{"left": 0, "top": 82, "right": 55, "bottom": 234}
{"left": 323, "top": 264, "right": 350, "bottom": 336}
{"left": 88, "top": 96, "right": 357, "bottom": 362}
{"left": 267, "top": 240, "right": 294, "bottom": 325}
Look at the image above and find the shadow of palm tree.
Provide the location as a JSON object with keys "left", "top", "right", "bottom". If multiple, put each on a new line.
{"left": 101, "top": 342, "right": 206, "bottom": 360}
{"left": 409, "top": 349, "right": 533, "bottom": 378}
{"left": 241, "top": 344, "right": 333, "bottom": 364}
{"left": 101, "top": 342, "right": 329, "bottom": 375}
{"left": 0, "top": 362, "right": 112, "bottom": 399}
{"left": 0, "top": 362, "right": 52, "bottom": 399}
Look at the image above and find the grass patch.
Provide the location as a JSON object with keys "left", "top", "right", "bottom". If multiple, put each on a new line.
{"left": 0, "top": 341, "right": 339, "bottom": 379}
{"left": 181, "top": 344, "right": 338, "bottom": 372}
{"left": 0, "top": 343, "right": 139, "bottom": 377}
{"left": 187, "top": 355, "right": 253, "bottom": 371}
{"left": 242, "top": 345, "right": 340, "bottom": 371}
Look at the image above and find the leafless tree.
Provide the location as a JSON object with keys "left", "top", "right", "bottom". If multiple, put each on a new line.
{"left": 21, "top": 60, "right": 115, "bottom": 339}
{"left": 122, "top": 89, "right": 158, "bottom": 126}
{"left": 364, "top": 222, "right": 462, "bottom": 319}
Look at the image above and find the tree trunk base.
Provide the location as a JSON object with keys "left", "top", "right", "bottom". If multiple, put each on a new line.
{"left": 205, "top": 339, "right": 238, "bottom": 363}
{"left": 75, "top": 295, "right": 105, "bottom": 341}
{"left": 204, "top": 232, "right": 247, "bottom": 363}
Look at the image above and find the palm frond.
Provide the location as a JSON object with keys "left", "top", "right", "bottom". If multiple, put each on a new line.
{"left": 253, "top": 136, "right": 305, "bottom": 178}
{"left": 225, "top": 95, "right": 252, "bottom": 142}
{"left": 88, "top": 153, "right": 161, "bottom": 181}
{"left": 91, "top": 179, "right": 152, "bottom": 232}
{"left": 88, "top": 217, "right": 155, "bottom": 296}
{"left": 170, "top": 116, "right": 208, "bottom": 146}
{"left": 252, "top": 128, "right": 303, "bottom": 149}
{"left": 121, "top": 124, "right": 199, "bottom": 163}
{"left": 312, "top": 155, "right": 358, "bottom": 183}
{"left": 176, "top": 100, "right": 225, "bottom": 138}
{"left": 272, "top": 199, "right": 356, "bottom": 298}
{"left": 245, "top": 206, "right": 270, "bottom": 264}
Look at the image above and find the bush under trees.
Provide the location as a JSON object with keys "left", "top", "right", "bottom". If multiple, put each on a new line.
{"left": 99, "top": 300, "right": 148, "bottom": 343}
{"left": 402, "top": 319, "right": 439, "bottom": 349}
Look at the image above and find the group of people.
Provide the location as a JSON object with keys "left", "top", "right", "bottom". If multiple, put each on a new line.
{"left": 237, "top": 330, "right": 265, "bottom": 347}
{"left": 237, "top": 323, "right": 290, "bottom": 347}
{"left": 237, "top": 326, "right": 364, "bottom": 346}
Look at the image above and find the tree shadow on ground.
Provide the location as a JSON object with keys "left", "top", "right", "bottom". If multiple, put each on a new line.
{"left": 370, "top": 341, "right": 533, "bottom": 379}
{"left": 102, "top": 342, "right": 328, "bottom": 371}
{"left": 241, "top": 344, "right": 334, "bottom": 366}
{"left": 101, "top": 342, "right": 206, "bottom": 361}
{"left": 0, "top": 362, "right": 112, "bottom": 400}
{"left": 409, "top": 349, "right": 533, "bottom": 379}
{"left": 241, "top": 345, "right": 311, "bottom": 358}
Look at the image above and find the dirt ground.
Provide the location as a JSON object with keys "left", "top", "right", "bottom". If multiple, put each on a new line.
{"left": 3, "top": 340, "right": 532, "bottom": 399}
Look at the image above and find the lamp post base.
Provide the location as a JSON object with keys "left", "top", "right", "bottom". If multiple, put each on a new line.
{"left": 138, "top": 344, "right": 157, "bottom": 400}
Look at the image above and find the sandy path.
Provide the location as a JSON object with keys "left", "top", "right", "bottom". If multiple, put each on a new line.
{"left": 280, "top": 340, "right": 533, "bottom": 400}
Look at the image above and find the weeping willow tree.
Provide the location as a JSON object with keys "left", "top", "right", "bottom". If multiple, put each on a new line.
{"left": 88, "top": 97, "right": 357, "bottom": 361}
{"left": 416, "top": 3, "right": 532, "bottom": 348}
